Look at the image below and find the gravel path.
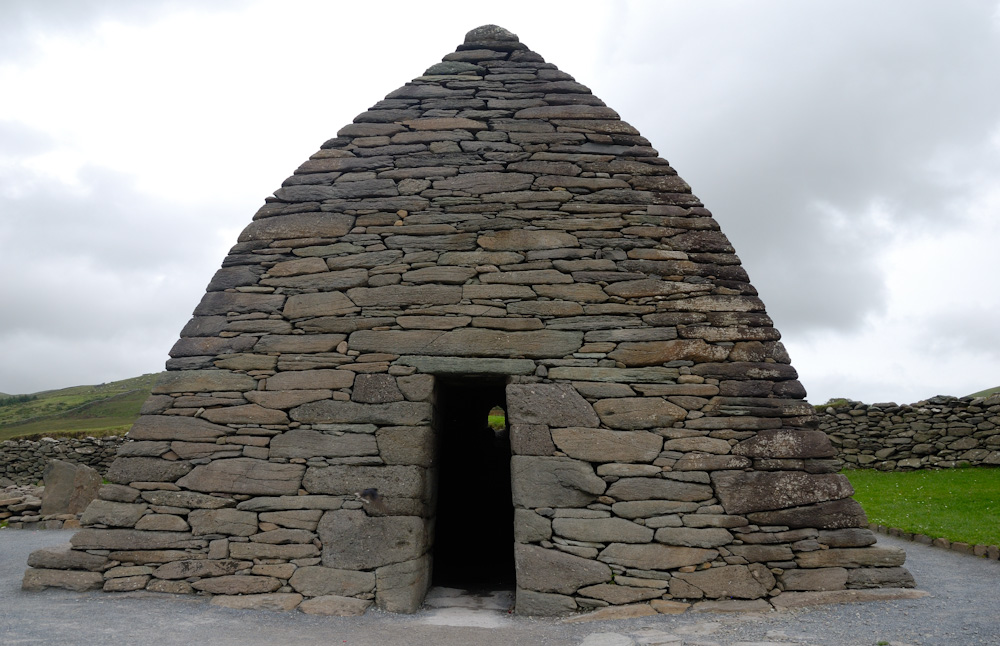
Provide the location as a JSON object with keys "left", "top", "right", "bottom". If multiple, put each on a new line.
{"left": 2, "top": 529, "right": 997, "bottom": 646}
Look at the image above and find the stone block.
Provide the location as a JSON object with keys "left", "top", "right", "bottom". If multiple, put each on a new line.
{"left": 127, "top": 415, "right": 230, "bottom": 442}
{"left": 607, "top": 339, "right": 729, "bottom": 366}
{"left": 770, "top": 588, "right": 929, "bottom": 609}
{"left": 319, "top": 510, "right": 428, "bottom": 570}
{"left": 229, "top": 543, "right": 319, "bottom": 560}
{"left": 266, "top": 369, "right": 354, "bottom": 390}
{"left": 510, "top": 456, "right": 606, "bottom": 508}
{"left": 551, "top": 427, "right": 662, "bottom": 463}
{"left": 605, "top": 477, "right": 713, "bottom": 502}
{"left": 653, "top": 527, "right": 733, "bottom": 548}
{"left": 593, "top": 398, "right": 686, "bottom": 429}
{"left": 349, "top": 328, "right": 582, "bottom": 359}
{"left": 212, "top": 593, "right": 304, "bottom": 612}
{"left": 139, "top": 490, "right": 234, "bottom": 509}
{"left": 779, "top": 567, "right": 848, "bottom": 591}
{"left": 552, "top": 517, "right": 653, "bottom": 543}
{"left": 509, "top": 424, "right": 556, "bottom": 456}
{"left": 514, "top": 508, "right": 552, "bottom": 542}
{"left": 192, "top": 575, "right": 281, "bottom": 595}
{"left": 71, "top": 529, "right": 202, "bottom": 551}
{"left": 711, "top": 471, "right": 854, "bottom": 515}
{"left": 289, "top": 566, "right": 375, "bottom": 597}
{"left": 201, "top": 404, "right": 289, "bottom": 425}
{"left": 153, "top": 559, "right": 247, "bottom": 580}
{"left": 352, "top": 374, "right": 404, "bottom": 403}
{"left": 22, "top": 568, "right": 104, "bottom": 592}
{"left": 577, "top": 583, "right": 663, "bottom": 605}
{"left": 106, "top": 457, "right": 191, "bottom": 484}
{"left": 151, "top": 370, "right": 256, "bottom": 394}
{"left": 673, "top": 565, "right": 769, "bottom": 599}
{"left": 177, "top": 459, "right": 305, "bottom": 496}
{"left": 733, "top": 429, "right": 835, "bottom": 459}
{"left": 514, "top": 544, "right": 611, "bottom": 594}
{"left": 283, "top": 292, "right": 359, "bottom": 319}
{"left": 299, "top": 595, "right": 373, "bottom": 616}
{"left": 796, "top": 547, "right": 907, "bottom": 569}
{"left": 80, "top": 500, "right": 147, "bottom": 528}
{"left": 375, "top": 555, "right": 431, "bottom": 613}
{"left": 376, "top": 426, "right": 435, "bottom": 466}
{"left": 27, "top": 544, "right": 108, "bottom": 572}
{"left": 303, "top": 465, "right": 426, "bottom": 497}
{"left": 846, "top": 567, "right": 915, "bottom": 588}
{"left": 270, "top": 429, "right": 378, "bottom": 459}
{"left": 40, "top": 460, "right": 102, "bottom": 515}
{"left": 597, "top": 544, "right": 717, "bottom": 571}
{"left": 104, "top": 575, "right": 150, "bottom": 592}
{"left": 747, "top": 498, "right": 869, "bottom": 529}
{"left": 291, "top": 400, "right": 432, "bottom": 426}
{"left": 188, "top": 508, "right": 258, "bottom": 536}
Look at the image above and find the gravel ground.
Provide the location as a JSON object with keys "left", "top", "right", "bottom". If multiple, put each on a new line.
{"left": 1, "top": 529, "right": 997, "bottom": 646}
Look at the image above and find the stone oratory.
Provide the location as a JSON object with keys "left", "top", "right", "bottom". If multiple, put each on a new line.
{"left": 24, "top": 25, "right": 915, "bottom": 616}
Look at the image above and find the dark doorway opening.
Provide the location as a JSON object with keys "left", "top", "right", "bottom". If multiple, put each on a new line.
{"left": 432, "top": 377, "right": 515, "bottom": 589}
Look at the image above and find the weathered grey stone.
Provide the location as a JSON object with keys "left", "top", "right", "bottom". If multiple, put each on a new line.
{"left": 779, "top": 567, "right": 848, "bottom": 591}
{"left": 577, "top": 583, "right": 663, "bottom": 605}
{"left": 507, "top": 384, "right": 599, "bottom": 427}
{"left": 128, "top": 415, "right": 230, "bottom": 442}
{"left": 259, "top": 509, "right": 323, "bottom": 530}
{"left": 712, "top": 471, "right": 855, "bottom": 515}
{"left": 514, "top": 544, "right": 611, "bottom": 594}
{"left": 395, "top": 374, "right": 434, "bottom": 401}
{"left": 376, "top": 426, "right": 435, "bottom": 466}
{"left": 510, "top": 456, "right": 606, "bottom": 507}
{"left": 80, "top": 500, "right": 147, "bottom": 528}
{"left": 727, "top": 544, "right": 793, "bottom": 562}
{"left": 847, "top": 567, "right": 915, "bottom": 588}
{"left": 611, "top": 500, "right": 700, "bottom": 518}
{"left": 283, "top": 292, "right": 359, "bottom": 319}
{"left": 176, "top": 459, "right": 305, "bottom": 496}
{"left": 608, "top": 339, "right": 729, "bottom": 366}
{"left": 188, "top": 508, "right": 258, "bottom": 536}
{"left": 139, "top": 490, "right": 234, "bottom": 509}
{"left": 27, "top": 544, "right": 108, "bottom": 572}
{"left": 201, "top": 404, "right": 289, "bottom": 425}
{"left": 593, "top": 398, "right": 687, "bottom": 429}
{"left": 40, "top": 460, "right": 102, "bottom": 515}
{"left": 22, "top": 568, "right": 104, "bottom": 592}
{"left": 514, "top": 589, "right": 577, "bottom": 616}
{"left": 662, "top": 437, "right": 732, "bottom": 454}
{"left": 71, "top": 529, "right": 201, "bottom": 551}
{"left": 250, "top": 528, "right": 316, "bottom": 544}
{"left": 319, "top": 510, "right": 427, "bottom": 570}
{"left": 151, "top": 370, "right": 256, "bottom": 394}
{"left": 212, "top": 593, "right": 304, "bottom": 612}
{"left": 375, "top": 555, "right": 431, "bottom": 613}
{"left": 352, "top": 374, "right": 404, "bottom": 403}
{"left": 106, "top": 457, "right": 191, "bottom": 484}
{"left": 266, "top": 369, "right": 354, "bottom": 390}
{"left": 732, "top": 429, "right": 835, "bottom": 459}
{"left": 551, "top": 427, "right": 664, "bottom": 463}
{"left": 291, "top": 400, "right": 431, "bottom": 426}
{"left": 598, "top": 544, "right": 717, "bottom": 570}
{"left": 552, "top": 517, "right": 653, "bottom": 543}
{"left": 654, "top": 527, "right": 733, "bottom": 548}
{"left": 270, "top": 429, "right": 378, "bottom": 459}
{"left": 303, "top": 465, "right": 425, "bottom": 498}
{"left": 346, "top": 285, "right": 462, "bottom": 308}
{"left": 299, "top": 595, "right": 373, "bottom": 616}
{"left": 229, "top": 543, "right": 319, "bottom": 560}
{"left": 192, "top": 575, "right": 281, "bottom": 595}
{"left": 605, "top": 477, "right": 713, "bottom": 502}
{"left": 396, "top": 356, "right": 536, "bottom": 375}
{"left": 478, "top": 229, "right": 579, "bottom": 250}
{"left": 153, "top": 559, "right": 247, "bottom": 580}
{"left": 349, "top": 328, "right": 582, "bottom": 359}
{"left": 289, "top": 566, "right": 375, "bottom": 597}
{"left": 509, "top": 424, "right": 556, "bottom": 456}
{"left": 673, "top": 565, "right": 768, "bottom": 599}
{"left": 747, "top": 498, "right": 869, "bottom": 529}
{"left": 514, "top": 509, "right": 552, "bottom": 542}
{"left": 769, "top": 588, "right": 929, "bottom": 609}
{"left": 796, "top": 547, "right": 907, "bottom": 568}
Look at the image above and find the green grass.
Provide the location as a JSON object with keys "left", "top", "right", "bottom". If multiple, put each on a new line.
{"left": 0, "top": 374, "right": 160, "bottom": 441}
{"left": 844, "top": 467, "right": 1000, "bottom": 547}
{"left": 967, "top": 385, "right": 1000, "bottom": 398}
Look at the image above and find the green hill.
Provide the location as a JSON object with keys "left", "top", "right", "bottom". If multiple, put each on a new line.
{"left": 0, "top": 373, "right": 161, "bottom": 441}
{"left": 968, "top": 386, "right": 1000, "bottom": 398}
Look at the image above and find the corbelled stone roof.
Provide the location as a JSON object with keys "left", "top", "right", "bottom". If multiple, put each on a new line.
{"left": 22, "top": 25, "right": 914, "bottom": 617}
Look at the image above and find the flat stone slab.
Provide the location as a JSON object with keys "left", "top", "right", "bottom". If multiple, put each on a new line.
{"left": 770, "top": 587, "right": 930, "bottom": 609}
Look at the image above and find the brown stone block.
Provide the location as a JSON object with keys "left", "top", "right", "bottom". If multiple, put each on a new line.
{"left": 271, "top": 429, "right": 378, "bottom": 460}
{"left": 27, "top": 544, "right": 108, "bottom": 572}
{"left": 200, "top": 404, "right": 289, "bottom": 425}
{"left": 478, "top": 229, "right": 579, "bottom": 251}
{"left": 282, "top": 292, "right": 359, "bottom": 319}
{"left": 266, "top": 369, "right": 354, "bottom": 390}
{"left": 350, "top": 328, "right": 582, "bottom": 359}
{"left": 303, "top": 465, "right": 426, "bottom": 498}
{"left": 254, "top": 333, "right": 346, "bottom": 354}
{"left": 229, "top": 543, "right": 319, "bottom": 560}
{"left": 691, "top": 362, "right": 798, "bottom": 381}
{"left": 748, "top": 498, "right": 869, "bottom": 529}
{"left": 599, "top": 543, "right": 717, "bottom": 571}
{"left": 346, "top": 285, "right": 462, "bottom": 308}
{"left": 193, "top": 292, "right": 285, "bottom": 316}
{"left": 291, "top": 399, "right": 431, "bottom": 426}
{"left": 515, "top": 544, "right": 611, "bottom": 594}
{"left": 319, "top": 510, "right": 428, "bottom": 570}
{"left": 607, "top": 339, "right": 729, "bottom": 367}
{"left": 507, "top": 383, "right": 599, "bottom": 427}
{"left": 192, "top": 575, "right": 281, "bottom": 595}
{"left": 673, "top": 455, "right": 753, "bottom": 471}
{"left": 106, "top": 458, "right": 192, "bottom": 485}
{"left": 71, "top": 529, "right": 202, "bottom": 551}
{"left": 153, "top": 559, "right": 247, "bottom": 580}
{"left": 212, "top": 593, "right": 304, "bottom": 612}
{"left": 770, "top": 587, "right": 928, "bottom": 609}
{"left": 169, "top": 336, "right": 257, "bottom": 358}
{"left": 188, "top": 508, "right": 258, "bottom": 536}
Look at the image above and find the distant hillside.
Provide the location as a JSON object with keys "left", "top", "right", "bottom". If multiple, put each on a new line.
{"left": 0, "top": 373, "right": 161, "bottom": 441}
{"left": 968, "top": 386, "right": 1000, "bottom": 398}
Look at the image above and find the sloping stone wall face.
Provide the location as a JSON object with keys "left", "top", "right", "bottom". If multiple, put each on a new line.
{"left": 22, "top": 25, "right": 913, "bottom": 616}
{"left": 818, "top": 395, "right": 1000, "bottom": 470}
{"left": 1, "top": 437, "right": 123, "bottom": 486}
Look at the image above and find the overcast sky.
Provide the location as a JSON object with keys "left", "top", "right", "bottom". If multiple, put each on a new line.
{"left": 1, "top": 0, "right": 998, "bottom": 405}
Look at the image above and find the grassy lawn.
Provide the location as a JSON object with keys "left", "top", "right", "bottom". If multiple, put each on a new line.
{"left": 844, "top": 467, "right": 1000, "bottom": 547}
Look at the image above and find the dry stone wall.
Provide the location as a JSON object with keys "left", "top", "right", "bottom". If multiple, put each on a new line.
{"left": 818, "top": 394, "right": 1000, "bottom": 470}
{"left": 0, "top": 436, "right": 123, "bottom": 486}
{"left": 23, "top": 25, "right": 913, "bottom": 616}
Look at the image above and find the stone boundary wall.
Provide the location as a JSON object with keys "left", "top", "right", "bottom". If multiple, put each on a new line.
{"left": 0, "top": 436, "right": 125, "bottom": 486}
{"left": 816, "top": 394, "right": 1000, "bottom": 470}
